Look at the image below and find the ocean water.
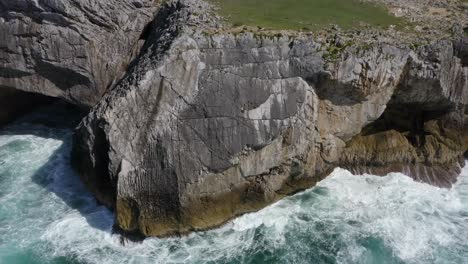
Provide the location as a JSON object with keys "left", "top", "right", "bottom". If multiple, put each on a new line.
{"left": 0, "top": 108, "right": 467, "bottom": 264}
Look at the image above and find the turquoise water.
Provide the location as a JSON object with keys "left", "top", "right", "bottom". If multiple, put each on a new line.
{"left": 0, "top": 108, "right": 467, "bottom": 264}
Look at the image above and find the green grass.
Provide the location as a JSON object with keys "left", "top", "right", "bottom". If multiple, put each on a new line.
{"left": 210, "top": 0, "right": 405, "bottom": 30}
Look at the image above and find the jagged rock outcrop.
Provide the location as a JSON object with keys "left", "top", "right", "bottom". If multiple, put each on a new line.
{"left": 0, "top": 0, "right": 158, "bottom": 125}
{"left": 71, "top": 0, "right": 468, "bottom": 237}
{"left": 341, "top": 39, "right": 468, "bottom": 187}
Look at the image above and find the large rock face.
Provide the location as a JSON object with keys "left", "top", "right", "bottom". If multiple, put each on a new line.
{"left": 72, "top": 1, "right": 468, "bottom": 237}
{"left": 0, "top": 0, "right": 158, "bottom": 109}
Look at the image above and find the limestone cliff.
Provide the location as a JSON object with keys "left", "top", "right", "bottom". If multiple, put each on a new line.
{"left": 71, "top": 1, "right": 467, "bottom": 237}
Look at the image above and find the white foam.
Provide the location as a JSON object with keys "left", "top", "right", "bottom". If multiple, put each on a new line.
{"left": 1, "top": 120, "right": 468, "bottom": 264}
{"left": 319, "top": 168, "right": 467, "bottom": 263}
{"left": 35, "top": 166, "right": 468, "bottom": 263}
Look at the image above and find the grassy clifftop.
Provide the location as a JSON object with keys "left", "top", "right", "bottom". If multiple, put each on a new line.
{"left": 210, "top": 0, "right": 405, "bottom": 30}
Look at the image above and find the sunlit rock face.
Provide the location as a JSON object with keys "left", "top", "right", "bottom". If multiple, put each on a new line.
{"left": 71, "top": 1, "right": 467, "bottom": 237}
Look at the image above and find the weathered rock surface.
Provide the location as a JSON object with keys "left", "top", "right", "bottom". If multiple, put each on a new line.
{"left": 0, "top": 0, "right": 158, "bottom": 109}
{"left": 71, "top": 0, "right": 468, "bottom": 237}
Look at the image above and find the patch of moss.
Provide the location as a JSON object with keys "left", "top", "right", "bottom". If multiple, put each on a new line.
{"left": 323, "top": 40, "right": 353, "bottom": 62}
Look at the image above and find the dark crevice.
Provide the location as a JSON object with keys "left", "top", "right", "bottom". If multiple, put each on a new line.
{"left": 111, "top": 1, "right": 183, "bottom": 99}
{"left": 139, "top": 19, "right": 153, "bottom": 40}
{"left": 0, "top": 87, "right": 58, "bottom": 128}
{"left": 307, "top": 72, "right": 368, "bottom": 106}
{"left": 360, "top": 104, "right": 451, "bottom": 148}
